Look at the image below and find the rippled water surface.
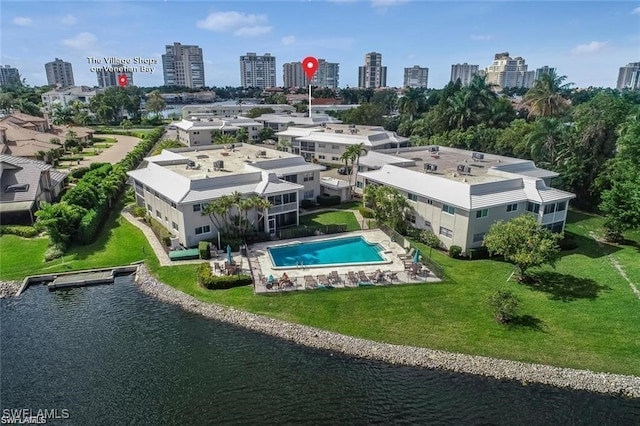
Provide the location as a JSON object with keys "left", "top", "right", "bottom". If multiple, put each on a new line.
{"left": 1, "top": 277, "right": 639, "bottom": 425}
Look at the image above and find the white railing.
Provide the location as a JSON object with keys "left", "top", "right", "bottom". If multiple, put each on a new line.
{"left": 268, "top": 202, "right": 298, "bottom": 215}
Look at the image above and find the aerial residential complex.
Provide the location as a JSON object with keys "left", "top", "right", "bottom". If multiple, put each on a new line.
{"left": 357, "top": 146, "right": 575, "bottom": 252}
{"left": 358, "top": 52, "right": 387, "bottom": 89}
{"left": 617, "top": 62, "right": 640, "bottom": 90}
{"left": 0, "top": 65, "right": 21, "bottom": 87}
{"left": 403, "top": 66, "right": 429, "bottom": 88}
{"left": 162, "top": 42, "right": 205, "bottom": 88}
{"left": 240, "top": 53, "right": 277, "bottom": 89}
{"left": 127, "top": 144, "right": 324, "bottom": 247}
{"left": 174, "top": 116, "right": 263, "bottom": 146}
{"left": 44, "top": 58, "right": 75, "bottom": 87}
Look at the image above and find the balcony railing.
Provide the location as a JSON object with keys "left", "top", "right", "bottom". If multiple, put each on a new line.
{"left": 268, "top": 201, "right": 298, "bottom": 215}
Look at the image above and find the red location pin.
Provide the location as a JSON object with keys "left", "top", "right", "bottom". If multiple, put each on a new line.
{"left": 117, "top": 74, "right": 128, "bottom": 88}
{"left": 302, "top": 56, "right": 319, "bottom": 81}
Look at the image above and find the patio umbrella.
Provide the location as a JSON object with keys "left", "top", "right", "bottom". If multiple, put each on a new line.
{"left": 413, "top": 249, "right": 421, "bottom": 264}
{"left": 227, "top": 244, "right": 232, "bottom": 265}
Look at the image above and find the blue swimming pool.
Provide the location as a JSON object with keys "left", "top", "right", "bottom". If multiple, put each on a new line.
{"left": 268, "top": 236, "right": 386, "bottom": 267}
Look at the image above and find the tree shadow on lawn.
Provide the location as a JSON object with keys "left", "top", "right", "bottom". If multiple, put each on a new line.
{"left": 526, "top": 271, "right": 611, "bottom": 302}
{"left": 559, "top": 231, "right": 621, "bottom": 259}
{"left": 508, "top": 315, "right": 546, "bottom": 332}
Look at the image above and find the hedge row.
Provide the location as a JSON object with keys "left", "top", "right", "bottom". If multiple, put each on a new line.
{"left": 145, "top": 216, "right": 172, "bottom": 246}
{"left": 197, "top": 262, "right": 252, "bottom": 290}
{"left": 199, "top": 241, "right": 211, "bottom": 260}
{"left": 316, "top": 194, "right": 341, "bottom": 206}
{"left": 0, "top": 225, "right": 39, "bottom": 238}
{"left": 359, "top": 207, "right": 375, "bottom": 218}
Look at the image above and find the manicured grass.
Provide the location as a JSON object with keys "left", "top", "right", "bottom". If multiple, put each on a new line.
{"left": 154, "top": 210, "right": 640, "bottom": 377}
{"left": 299, "top": 210, "right": 361, "bottom": 232}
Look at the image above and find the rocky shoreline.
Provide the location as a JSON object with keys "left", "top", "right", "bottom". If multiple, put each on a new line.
{"left": 0, "top": 281, "right": 21, "bottom": 298}
{"left": 131, "top": 265, "right": 640, "bottom": 399}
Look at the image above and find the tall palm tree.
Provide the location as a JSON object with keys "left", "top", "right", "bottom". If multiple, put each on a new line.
{"left": 214, "top": 133, "right": 236, "bottom": 145}
{"left": 524, "top": 70, "right": 573, "bottom": 118}
{"left": 398, "top": 88, "right": 425, "bottom": 120}
{"left": 526, "top": 117, "right": 568, "bottom": 166}
{"left": 344, "top": 143, "right": 367, "bottom": 195}
{"left": 248, "top": 197, "right": 271, "bottom": 232}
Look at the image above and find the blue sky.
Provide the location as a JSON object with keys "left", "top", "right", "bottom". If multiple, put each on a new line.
{"left": 2, "top": 1, "right": 639, "bottom": 89}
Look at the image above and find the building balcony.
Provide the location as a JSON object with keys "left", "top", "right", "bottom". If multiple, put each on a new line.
{"left": 268, "top": 201, "right": 298, "bottom": 215}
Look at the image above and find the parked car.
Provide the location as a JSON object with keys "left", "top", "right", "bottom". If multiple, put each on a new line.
{"left": 338, "top": 166, "right": 352, "bottom": 175}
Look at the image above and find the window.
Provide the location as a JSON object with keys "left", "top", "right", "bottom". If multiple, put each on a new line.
{"left": 318, "top": 155, "right": 326, "bottom": 160}
{"left": 332, "top": 144, "right": 339, "bottom": 149}
{"left": 506, "top": 203, "right": 518, "bottom": 212}
{"left": 303, "top": 190, "right": 314, "bottom": 199}
{"left": 303, "top": 173, "right": 314, "bottom": 182}
{"left": 283, "top": 174, "right": 297, "bottom": 183}
{"left": 556, "top": 201, "right": 566, "bottom": 212}
{"left": 426, "top": 199, "right": 433, "bottom": 205}
{"left": 318, "top": 143, "right": 326, "bottom": 148}
{"left": 193, "top": 204, "right": 201, "bottom": 212}
{"left": 543, "top": 203, "right": 556, "bottom": 215}
{"left": 526, "top": 202, "right": 540, "bottom": 214}
{"left": 146, "top": 204, "right": 152, "bottom": 212}
{"left": 156, "top": 210, "right": 161, "bottom": 218}
{"left": 439, "top": 226, "right": 453, "bottom": 238}
{"left": 475, "top": 209, "right": 488, "bottom": 218}
{"left": 172, "top": 222, "right": 179, "bottom": 231}
{"left": 170, "top": 202, "right": 177, "bottom": 209}
{"left": 202, "top": 202, "right": 209, "bottom": 210}
{"left": 153, "top": 190, "right": 159, "bottom": 198}
{"left": 407, "top": 192, "right": 418, "bottom": 202}
{"left": 473, "top": 232, "right": 485, "bottom": 243}
{"left": 195, "top": 225, "right": 211, "bottom": 235}
{"left": 442, "top": 204, "right": 455, "bottom": 215}
{"left": 332, "top": 156, "right": 339, "bottom": 161}
{"left": 407, "top": 214, "right": 416, "bottom": 224}
{"left": 424, "top": 220, "right": 431, "bottom": 228}
{"left": 356, "top": 181, "right": 363, "bottom": 188}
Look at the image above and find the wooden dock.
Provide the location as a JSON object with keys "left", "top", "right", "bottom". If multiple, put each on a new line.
{"left": 48, "top": 270, "right": 115, "bottom": 291}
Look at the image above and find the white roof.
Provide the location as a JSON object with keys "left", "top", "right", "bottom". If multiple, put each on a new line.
{"left": 127, "top": 162, "right": 191, "bottom": 202}
{"left": 359, "top": 151, "right": 416, "bottom": 169}
{"left": 275, "top": 128, "right": 324, "bottom": 137}
{"left": 320, "top": 176, "right": 351, "bottom": 189}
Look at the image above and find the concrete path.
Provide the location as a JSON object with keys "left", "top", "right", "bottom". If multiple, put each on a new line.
{"left": 59, "top": 134, "right": 142, "bottom": 170}
{"left": 121, "top": 212, "right": 173, "bottom": 266}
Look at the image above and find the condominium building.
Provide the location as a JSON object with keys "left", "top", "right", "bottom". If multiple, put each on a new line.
{"left": 181, "top": 103, "right": 295, "bottom": 118}
{"left": 357, "top": 146, "right": 575, "bottom": 252}
{"left": 358, "top": 52, "right": 387, "bottom": 89}
{"left": 173, "top": 116, "right": 263, "bottom": 146}
{"left": 484, "top": 52, "right": 534, "bottom": 90}
{"left": 96, "top": 69, "right": 134, "bottom": 88}
{"left": 0, "top": 65, "right": 21, "bottom": 87}
{"left": 255, "top": 113, "right": 342, "bottom": 133}
{"left": 240, "top": 53, "right": 277, "bottom": 89}
{"left": 283, "top": 59, "right": 339, "bottom": 89}
{"left": 162, "top": 42, "right": 205, "bottom": 88}
{"left": 127, "top": 144, "right": 325, "bottom": 247}
{"left": 616, "top": 62, "right": 640, "bottom": 90}
{"left": 45, "top": 58, "right": 75, "bottom": 87}
{"left": 450, "top": 63, "right": 479, "bottom": 86}
{"left": 534, "top": 66, "right": 556, "bottom": 82}
{"left": 41, "top": 86, "right": 101, "bottom": 113}
{"left": 403, "top": 66, "right": 429, "bottom": 88}
{"left": 276, "top": 124, "right": 409, "bottom": 164}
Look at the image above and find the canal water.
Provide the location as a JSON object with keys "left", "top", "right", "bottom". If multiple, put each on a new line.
{"left": 1, "top": 277, "right": 638, "bottom": 425}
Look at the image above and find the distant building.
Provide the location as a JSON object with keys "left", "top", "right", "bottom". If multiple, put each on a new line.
{"left": 41, "top": 86, "right": 101, "bottom": 114}
{"left": 283, "top": 59, "right": 340, "bottom": 89}
{"left": 96, "top": 69, "right": 134, "bottom": 88}
{"left": 534, "top": 66, "right": 556, "bottom": 81}
{"left": 45, "top": 58, "right": 74, "bottom": 87}
{"left": 484, "top": 52, "right": 534, "bottom": 90}
{"left": 240, "top": 53, "right": 277, "bottom": 89}
{"left": 450, "top": 63, "right": 479, "bottom": 86}
{"left": 0, "top": 65, "right": 21, "bottom": 87}
{"left": 403, "top": 65, "right": 429, "bottom": 88}
{"left": 162, "top": 42, "right": 205, "bottom": 88}
{"left": 173, "top": 116, "right": 263, "bottom": 146}
{"left": 358, "top": 52, "right": 387, "bottom": 89}
{"left": 616, "top": 62, "right": 640, "bottom": 90}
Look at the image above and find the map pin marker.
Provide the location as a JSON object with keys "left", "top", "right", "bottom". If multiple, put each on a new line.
{"left": 117, "top": 74, "right": 128, "bottom": 88}
{"left": 302, "top": 56, "right": 319, "bottom": 82}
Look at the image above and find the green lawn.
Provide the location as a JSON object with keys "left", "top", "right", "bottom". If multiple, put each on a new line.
{"left": 2, "top": 207, "right": 638, "bottom": 376}
{"left": 299, "top": 210, "right": 361, "bottom": 232}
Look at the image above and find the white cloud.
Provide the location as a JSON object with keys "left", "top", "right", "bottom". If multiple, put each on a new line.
{"left": 632, "top": 7, "right": 640, "bottom": 15}
{"left": 470, "top": 34, "right": 493, "bottom": 41}
{"left": 63, "top": 32, "right": 97, "bottom": 50}
{"left": 281, "top": 36, "right": 296, "bottom": 46}
{"left": 571, "top": 41, "right": 607, "bottom": 54}
{"left": 12, "top": 16, "right": 33, "bottom": 26}
{"left": 196, "top": 11, "right": 268, "bottom": 34}
{"left": 61, "top": 14, "right": 77, "bottom": 25}
{"left": 234, "top": 26, "right": 272, "bottom": 37}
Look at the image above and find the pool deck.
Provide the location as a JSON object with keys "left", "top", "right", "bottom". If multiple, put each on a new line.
{"left": 244, "top": 230, "right": 441, "bottom": 294}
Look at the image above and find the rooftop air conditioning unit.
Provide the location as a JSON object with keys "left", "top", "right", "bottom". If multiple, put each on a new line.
{"left": 187, "top": 160, "right": 196, "bottom": 168}
{"left": 472, "top": 152, "right": 485, "bottom": 161}
{"left": 429, "top": 146, "right": 439, "bottom": 153}
{"left": 213, "top": 160, "right": 224, "bottom": 171}
{"left": 457, "top": 164, "right": 467, "bottom": 173}
{"left": 335, "top": 129, "right": 343, "bottom": 133}
{"left": 424, "top": 163, "right": 438, "bottom": 173}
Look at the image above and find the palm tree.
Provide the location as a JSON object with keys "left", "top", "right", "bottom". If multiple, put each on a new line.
{"left": 248, "top": 197, "right": 271, "bottom": 232}
{"left": 398, "top": 88, "right": 425, "bottom": 120}
{"left": 524, "top": 70, "right": 573, "bottom": 118}
{"left": 526, "top": 117, "right": 568, "bottom": 166}
{"left": 275, "top": 139, "right": 290, "bottom": 152}
{"left": 344, "top": 143, "right": 367, "bottom": 195}
{"left": 214, "top": 133, "right": 236, "bottom": 145}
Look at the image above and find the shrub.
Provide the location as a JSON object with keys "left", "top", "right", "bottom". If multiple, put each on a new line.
{"left": 449, "top": 245, "right": 463, "bottom": 258}
{"left": 487, "top": 289, "right": 521, "bottom": 324}
{"left": 300, "top": 199, "right": 316, "bottom": 209}
{"left": 197, "top": 262, "right": 252, "bottom": 289}
{"left": 69, "top": 167, "right": 89, "bottom": 179}
{"left": 316, "top": 194, "right": 341, "bottom": 206}
{"left": 147, "top": 217, "right": 172, "bottom": 246}
{"left": 131, "top": 206, "right": 147, "bottom": 218}
{"left": 0, "top": 225, "right": 39, "bottom": 238}
{"left": 199, "top": 241, "right": 211, "bottom": 260}
{"left": 558, "top": 234, "right": 578, "bottom": 251}
{"left": 44, "top": 243, "right": 66, "bottom": 261}
{"left": 220, "top": 238, "right": 243, "bottom": 252}
{"left": 468, "top": 246, "right": 491, "bottom": 260}
{"left": 77, "top": 209, "right": 101, "bottom": 244}
{"left": 359, "top": 206, "right": 375, "bottom": 218}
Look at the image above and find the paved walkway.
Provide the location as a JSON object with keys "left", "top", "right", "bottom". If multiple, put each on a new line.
{"left": 121, "top": 212, "right": 172, "bottom": 266}
{"left": 60, "top": 134, "right": 142, "bottom": 170}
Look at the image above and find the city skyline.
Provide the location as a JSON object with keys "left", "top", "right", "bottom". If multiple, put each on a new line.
{"left": 1, "top": 1, "right": 639, "bottom": 89}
